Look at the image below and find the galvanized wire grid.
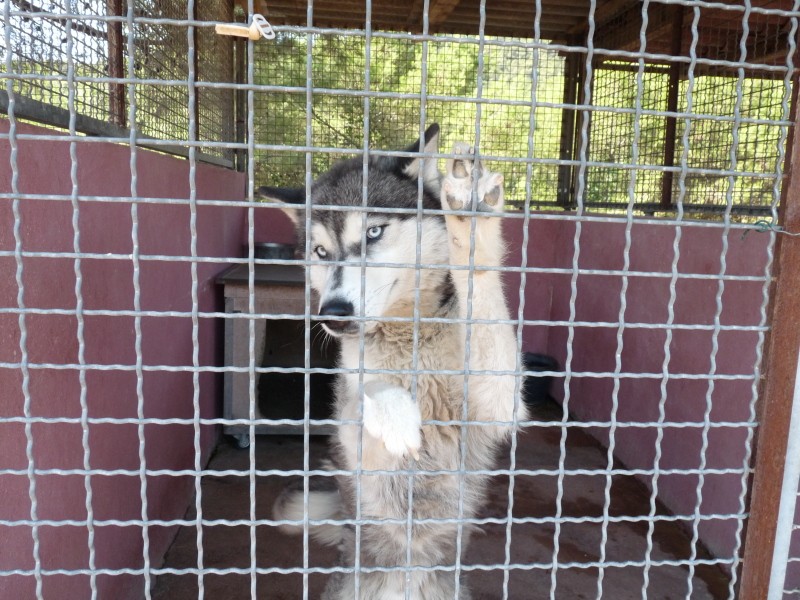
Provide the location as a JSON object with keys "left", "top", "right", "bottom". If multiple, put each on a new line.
{"left": 1, "top": 0, "right": 110, "bottom": 122}
{"left": 252, "top": 7, "right": 790, "bottom": 216}
{"left": 587, "top": 4, "right": 792, "bottom": 216}
{"left": 1, "top": 0, "right": 800, "bottom": 599}
{"left": 1, "top": 0, "right": 234, "bottom": 161}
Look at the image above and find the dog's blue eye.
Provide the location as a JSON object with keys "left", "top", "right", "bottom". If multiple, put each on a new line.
{"left": 366, "top": 225, "right": 384, "bottom": 240}
{"left": 314, "top": 245, "right": 328, "bottom": 258}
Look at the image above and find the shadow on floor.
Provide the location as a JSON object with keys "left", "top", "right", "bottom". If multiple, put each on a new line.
{"left": 153, "top": 401, "right": 730, "bottom": 599}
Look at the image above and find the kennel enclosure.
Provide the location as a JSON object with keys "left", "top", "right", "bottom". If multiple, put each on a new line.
{"left": 2, "top": 0, "right": 800, "bottom": 598}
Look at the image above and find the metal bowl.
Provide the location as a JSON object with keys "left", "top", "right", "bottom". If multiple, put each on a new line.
{"left": 248, "top": 242, "right": 296, "bottom": 260}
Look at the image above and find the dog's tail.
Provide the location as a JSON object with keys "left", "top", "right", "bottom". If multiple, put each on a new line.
{"left": 272, "top": 475, "right": 345, "bottom": 547}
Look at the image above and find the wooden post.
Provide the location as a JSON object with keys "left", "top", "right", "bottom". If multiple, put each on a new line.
{"left": 106, "top": 0, "right": 125, "bottom": 127}
{"left": 570, "top": 51, "right": 592, "bottom": 207}
{"left": 660, "top": 5, "right": 684, "bottom": 210}
{"left": 739, "top": 75, "right": 800, "bottom": 599}
{"left": 557, "top": 50, "right": 580, "bottom": 207}
{"left": 191, "top": 1, "right": 200, "bottom": 145}
{"left": 234, "top": 6, "right": 247, "bottom": 172}
{"left": 222, "top": 1, "right": 236, "bottom": 164}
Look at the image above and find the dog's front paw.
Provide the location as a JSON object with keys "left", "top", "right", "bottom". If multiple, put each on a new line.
{"left": 362, "top": 381, "right": 421, "bottom": 461}
{"left": 441, "top": 143, "right": 504, "bottom": 217}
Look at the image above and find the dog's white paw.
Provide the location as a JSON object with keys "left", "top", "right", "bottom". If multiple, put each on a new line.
{"left": 362, "top": 381, "right": 422, "bottom": 461}
{"left": 441, "top": 143, "right": 504, "bottom": 217}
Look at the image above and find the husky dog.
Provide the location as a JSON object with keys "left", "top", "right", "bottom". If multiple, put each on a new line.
{"left": 260, "top": 124, "right": 527, "bottom": 599}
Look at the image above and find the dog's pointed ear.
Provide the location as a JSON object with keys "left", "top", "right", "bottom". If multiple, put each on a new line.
{"left": 257, "top": 186, "right": 306, "bottom": 227}
{"left": 385, "top": 123, "right": 440, "bottom": 187}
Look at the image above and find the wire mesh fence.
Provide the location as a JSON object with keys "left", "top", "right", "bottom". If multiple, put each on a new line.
{"left": 253, "top": 33, "right": 567, "bottom": 209}
{"left": 583, "top": 2, "right": 793, "bottom": 216}
{"left": 1, "top": 0, "right": 799, "bottom": 599}
{"left": 2, "top": 0, "right": 112, "bottom": 120}
{"left": 1, "top": 0, "right": 236, "bottom": 162}
{"left": 252, "top": 14, "right": 792, "bottom": 216}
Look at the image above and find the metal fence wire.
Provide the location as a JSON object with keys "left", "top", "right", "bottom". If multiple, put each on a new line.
{"left": 253, "top": 11, "right": 791, "bottom": 216}
{"left": 1, "top": 0, "right": 800, "bottom": 599}
{"left": 1, "top": 0, "right": 236, "bottom": 163}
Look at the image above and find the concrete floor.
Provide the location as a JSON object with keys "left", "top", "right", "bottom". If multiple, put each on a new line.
{"left": 153, "top": 401, "right": 729, "bottom": 599}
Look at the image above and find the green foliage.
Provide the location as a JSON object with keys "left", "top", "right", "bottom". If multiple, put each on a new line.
{"left": 8, "top": 22, "right": 790, "bottom": 216}
{"left": 254, "top": 34, "right": 567, "bottom": 207}
{"left": 254, "top": 34, "right": 788, "bottom": 216}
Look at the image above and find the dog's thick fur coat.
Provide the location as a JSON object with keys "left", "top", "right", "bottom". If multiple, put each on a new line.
{"left": 261, "top": 125, "right": 527, "bottom": 599}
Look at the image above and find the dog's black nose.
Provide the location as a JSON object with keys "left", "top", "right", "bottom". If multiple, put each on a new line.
{"left": 319, "top": 299, "right": 354, "bottom": 332}
{"left": 320, "top": 299, "right": 354, "bottom": 317}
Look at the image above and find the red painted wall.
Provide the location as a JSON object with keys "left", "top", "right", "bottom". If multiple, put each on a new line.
{"left": 0, "top": 120, "right": 246, "bottom": 599}
{"left": 503, "top": 216, "right": 771, "bottom": 561}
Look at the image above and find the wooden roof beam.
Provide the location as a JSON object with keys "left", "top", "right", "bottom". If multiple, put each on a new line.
{"left": 429, "top": 0, "right": 463, "bottom": 25}
{"left": 592, "top": 2, "right": 677, "bottom": 53}
{"left": 567, "top": 0, "right": 635, "bottom": 36}
{"left": 406, "top": 0, "right": 463, "bottom": 31}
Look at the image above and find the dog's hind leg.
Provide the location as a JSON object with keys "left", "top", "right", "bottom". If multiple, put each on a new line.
{"left": 440, "top": 144, "right": 528, "bottom": 433}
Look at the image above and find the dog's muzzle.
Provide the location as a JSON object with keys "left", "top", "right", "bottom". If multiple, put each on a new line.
{"left": 319, "top": 299, "right": 356, "bottom": 334}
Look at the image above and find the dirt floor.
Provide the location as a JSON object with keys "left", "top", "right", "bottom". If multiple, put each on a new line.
{"left": 153, "top": 401, "right": 730, "bottom": 599}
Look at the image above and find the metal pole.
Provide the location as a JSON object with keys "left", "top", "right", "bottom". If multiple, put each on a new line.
{"left": 768, "top": 345, "right": 800, "bottom": 599}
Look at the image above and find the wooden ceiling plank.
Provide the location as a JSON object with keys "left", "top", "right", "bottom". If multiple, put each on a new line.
{"left": 592, "top": 2, "right": 675, "bottom": 53}
{"left": 566, "top": 0, "right": 635, "bottom": 36}
{"left": 429, "top": 0, "right": 463, "bottom": 25}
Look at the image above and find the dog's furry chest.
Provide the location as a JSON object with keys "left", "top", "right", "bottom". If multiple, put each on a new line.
{"left": 336, "top": 321, "right": 463, "bottom": 415}
{"left": 332, "top": 319, "right": 467, "bottom": 470}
